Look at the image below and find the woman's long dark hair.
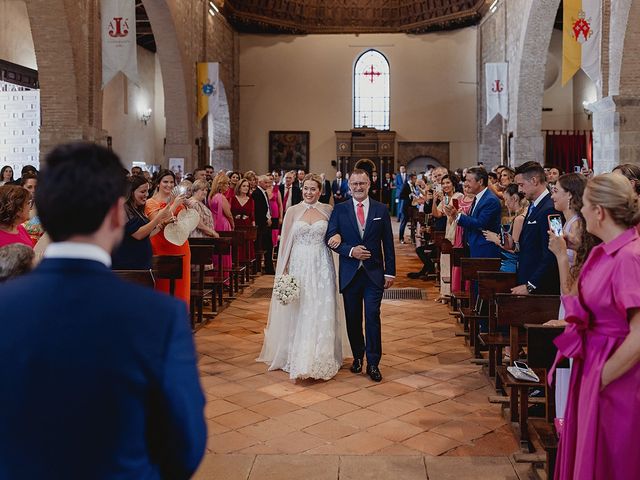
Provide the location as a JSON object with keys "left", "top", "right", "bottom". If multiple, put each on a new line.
{"left": 152, "top": 169, "right": 176, "bottom": 194}
{"left": 1, "top": 165, "right": 14, "bottom": 183}
{"left": 125, "top": 175, "right": 150, "bottom": 219}
{"left": 556, "top": 173, "right": 601, "bottom": 286}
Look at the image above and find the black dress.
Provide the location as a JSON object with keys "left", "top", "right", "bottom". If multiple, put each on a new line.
{"left": 112, "top": 212, "right": 153, "bottom": 269}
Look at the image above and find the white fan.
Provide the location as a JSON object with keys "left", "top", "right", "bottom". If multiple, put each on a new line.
{"left": 164, "top": 209, "right": 200, "bottom": 246}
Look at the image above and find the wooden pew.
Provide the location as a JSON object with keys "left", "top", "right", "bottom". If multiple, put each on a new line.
{"left": 152, "top": 254, "right": 183, "bottom": 297}
{"left": 526, "top": 324, "right": 567, "bottom": 479}
{"left": 189, "top": 244, "right": 216, "bottom": 328}
{"left": 494, "top": 294, "right": 561, "bottom": 451}
{"left": 113, "top": 269, "right": 155, "bottom": 289}
{"left": 454, "top": 257, "right": 501, "bottom": 342}
{"left": 235, "top": 224, "right": 258, "bottom": 280}
{"left": 200, "top": 231, "right": 247, "bottom": 294}
{"left": 475, "top": 271, "right": 517, "bottom": 373}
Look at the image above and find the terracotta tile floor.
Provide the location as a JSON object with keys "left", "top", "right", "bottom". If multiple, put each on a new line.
{"left": 193, "top": 224, "right": 529, "bottom": 479}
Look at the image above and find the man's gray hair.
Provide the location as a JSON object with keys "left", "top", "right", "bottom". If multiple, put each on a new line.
{"left": 0, "top": 244, "right": 34, "bottom": 283}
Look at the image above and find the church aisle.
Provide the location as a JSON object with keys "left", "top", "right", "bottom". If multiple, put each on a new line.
{"left": 193, "top": 231, "right": 529, "bottom": 479}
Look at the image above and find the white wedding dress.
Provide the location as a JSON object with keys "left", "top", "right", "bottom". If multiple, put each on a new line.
{"left": 257, "top": 203, "right": 349, "bottom": 381}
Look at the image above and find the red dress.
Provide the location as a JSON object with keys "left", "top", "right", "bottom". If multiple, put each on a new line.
{"left": 0, "top": 225, "right": 33, "bottom": 248}
{"left": 230, "top": 195, "right": 255, "bottom": 261}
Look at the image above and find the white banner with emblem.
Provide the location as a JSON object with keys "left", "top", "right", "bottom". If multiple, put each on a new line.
{"left": 485, "top": 62, "right": 508, "bottom": 125}
{"left": 101, "top": 0, "right": 138, "bottom": 88}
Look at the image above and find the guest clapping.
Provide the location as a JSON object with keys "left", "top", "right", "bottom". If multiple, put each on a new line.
{"left": 0, "top": 185, "right": 34, "bottom": 248}
{"left": 188, "top": 180, "right": 219, "bottom": 238}
{"left": 111, "top": 175, "right": 172, "bottom": 270}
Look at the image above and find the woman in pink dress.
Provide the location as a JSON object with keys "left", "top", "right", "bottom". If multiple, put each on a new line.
{"left": 267, "top": 173, "right": 283, "bottom": 247}
{"left": 447, "top": 183, "right": 475, "bottom": 292}
{"left": 0, "top": 185, "right": 34, "bottom": 248}
{"left": 208, "top": 174, "right": 234, "bottom": 271}
{"left": 550, "top": 173, "right": 640, "bottom": 480}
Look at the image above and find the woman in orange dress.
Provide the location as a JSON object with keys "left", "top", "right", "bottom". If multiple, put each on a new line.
{"left": 145, "top": 169, "right": 191, "bottom": 305}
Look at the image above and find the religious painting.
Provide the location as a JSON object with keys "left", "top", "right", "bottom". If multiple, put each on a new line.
{"left": 268, "top": 131, "right": 310, "bottom": 173}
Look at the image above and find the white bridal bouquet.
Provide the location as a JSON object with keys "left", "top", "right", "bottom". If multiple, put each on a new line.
{"left": 273, "top": 274, "right": 300, "bottom": 305}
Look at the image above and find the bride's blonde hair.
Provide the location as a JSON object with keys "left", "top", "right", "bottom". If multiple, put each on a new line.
{"left": 303, "top": 173, "right": 323, "bottom": 190}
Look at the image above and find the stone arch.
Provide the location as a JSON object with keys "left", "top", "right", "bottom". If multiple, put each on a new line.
{"left": 354, "top": 158, "right": 376, "bottom": 178}
{"left": 24, "top": 0, "right": 82, "bottom": 158}
{"left": 209, "top": 81, "right": 233, "bottom": 171}
{"left": 510, "top": 0, "right": 561, "bottom": 166}
{"left": 141, "top": 0, "right": 192, "bottom": 168}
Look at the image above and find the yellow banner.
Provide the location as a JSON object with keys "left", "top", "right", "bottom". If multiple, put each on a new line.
{"left": 562, "top": 0, "right": 582, "bottom": 85}
{"left": 197, "top": 62, "right": 209, "bottom": 120}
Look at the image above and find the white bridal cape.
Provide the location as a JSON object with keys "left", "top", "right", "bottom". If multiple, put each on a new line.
{"left": 257, "top": 201, "right": 350, "bottom": 380}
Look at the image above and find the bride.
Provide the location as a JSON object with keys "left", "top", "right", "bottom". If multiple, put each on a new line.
{"left": 257, "top": 173, "right": 349, "bottom": 381}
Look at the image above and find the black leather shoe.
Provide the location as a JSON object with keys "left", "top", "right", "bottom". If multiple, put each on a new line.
{"left": 367, "top": 365, "right": 383, "bottom": 382}
{"left": 350, "top": 358, "right": 363, "bottom": 373}
{"left": 407, "top": 271, "right": 423, "bottom": 279}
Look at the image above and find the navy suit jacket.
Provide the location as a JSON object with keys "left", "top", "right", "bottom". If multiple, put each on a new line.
{"left": 0, "top": 258, "right": 206, "bottom": 480}
{"left": 457, "top": 188, "right": 501, "bottom": 258}
{"left": 331, "top": 179, "right": 349, "bottom": 201}
{"left": 517, "top": 192, "right": 560, "bottom": 293}
{"left": 326, "top": 199, "right": 396, "bottom": 292}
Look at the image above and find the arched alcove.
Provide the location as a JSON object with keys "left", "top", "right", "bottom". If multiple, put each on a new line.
{"left": 208, "top": 81, "right": 233, "bottom": 171}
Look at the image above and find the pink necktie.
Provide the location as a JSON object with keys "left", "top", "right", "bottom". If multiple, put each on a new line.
{"left": 357, "top": 202, "right": 365, "bottom": 226}
{"left": 284, "top": 187, "right": 290, "bottom": 208}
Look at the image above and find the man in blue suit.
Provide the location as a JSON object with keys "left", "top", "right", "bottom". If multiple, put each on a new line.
{"left": 332, "top": 171, "right": 349, "bottom": 203}
{"left": 0, "top": 143, "right": 206, "bottom": 479}
{"left": 326, "top": 169, "right": 396, "bottom": 382}
{"left": 445, "top": 167, "right": 501, "bottom": 258}
{"left": 511, "top": 161, "right": 560, "bottom": 295}
{"left": 395, "top": 165, "right": 408, "bottom": 221}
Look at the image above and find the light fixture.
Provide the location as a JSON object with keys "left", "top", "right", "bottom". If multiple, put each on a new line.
{"left": 208, "top": 1, "right": 219, "bottom": 16}
{"left": 140, "top": 108, "right": 152, "bottom": 125}
{"left": 489, "top": 0, "right": 499, "bottom": 13}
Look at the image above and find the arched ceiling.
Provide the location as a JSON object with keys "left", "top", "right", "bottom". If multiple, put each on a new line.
{"left": 220, "top": 0, "right": 487, "bottom": 34}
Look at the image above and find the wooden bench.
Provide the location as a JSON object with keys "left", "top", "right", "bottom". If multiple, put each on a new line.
{"left": 152, "top": 254, "right": 183, "bottom": 296}
{"left": 235, "top": 224, "right": 258, "bottom": 280}
{"left": 494, "top": 294, "right": 561, "bottom": 451}
{"left": 189, "top": 244, "right": 216, "bottom": 328}
{"left": 113, "top": 269, "right": 155, "bottom": 289}
{"left": 210, "top": 231, "right": 248, "bottom": 294}
{"left": 475, "top": 271, "right": 517, "bottom": 372}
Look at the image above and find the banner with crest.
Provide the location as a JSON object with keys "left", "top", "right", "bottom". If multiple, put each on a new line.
{"left": 197, "top": 63, "right": 219, "bottom": 120}
{"left": 563, "top": 0, "right": 601, "bottom": 89}
{"left": 485, "top": 62, "right": 508, "bottom": 125}
{"left": 101, "top": 0, "right": 138, "bottom": 87}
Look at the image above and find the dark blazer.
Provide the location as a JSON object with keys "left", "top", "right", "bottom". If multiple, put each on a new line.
{"left": 326, "top": 198, "right": 396, "bottom": 292}
{"left": 456, "top": 188, "right": 501, "bottom": 258}
{"left": 0, "top": 258, "right": 206, "bottom": 480}
{"left": 319, "top": 179, "right": 332, "bottom": 204}
{"left": 252, "top": 187, "right": 271, "bottom": 228}
{"left": 279, "top": 183, "right": 302, "bottom": 207}
{"left": 517, "top": 192, "right": 560, "bottom": 293}
{"left": 332, "top": 178, "right": 349, "bottom": 202}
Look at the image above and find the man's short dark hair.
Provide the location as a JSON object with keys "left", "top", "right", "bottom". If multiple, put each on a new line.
{"left": 131, "top": 166, "right": 142, "bottom": 174}
{"left": 349, "top": 168, "right": 370, "bottom": 180}
{"left": 21, "top": 165, "right": 37, "bottom": 176}
{"left": 193, "top": 167, "right": 205, "bottom": 175}
{"left": 35, "top": 142, "right": 127, "bottom": 242}
{"left": 515, "top": 161, "right": 546, "bottom": 183}
{"left": 466, "top": 167, "right": 489, "bottom": 187}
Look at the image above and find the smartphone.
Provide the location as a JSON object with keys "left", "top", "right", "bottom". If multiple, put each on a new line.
{"left": 573, "top": 165, "right": 582, "bottom": 173}
{"left": 452, "top": 198, "right": 459, "bottom": 209}
{"left": 548, "top": 214, "right": 563, "bottom": 237}
{"left": 582, "top": 158, "right": 589, "bottom": 170}
{"left": 435, "top": 184, "right": 443, "bottom": 193}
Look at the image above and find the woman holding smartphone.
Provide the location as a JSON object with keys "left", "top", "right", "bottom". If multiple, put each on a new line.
{"left": 432, "top": 174, "right": 462, "bottom": 300}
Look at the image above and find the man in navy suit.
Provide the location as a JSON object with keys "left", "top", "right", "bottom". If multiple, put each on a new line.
{"left": 332, "top": 171, "right": 349, "bottom": 203}
{"left": 0, "top": 143, "right": 206, "bottom": 479}
{"left": 512, "top": 161, "right": 560, "bottom": 295}
{"left": 445, "top": 167, "right": 501, "bottom": 258}
{"left": 326, "top": 169, "right": 396, "bottom": 382}
{"left": 395, "top": 165, "right": 408, "bottom": 221}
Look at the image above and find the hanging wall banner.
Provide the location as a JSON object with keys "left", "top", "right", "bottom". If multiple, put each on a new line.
{"left": 562, "top": 0, "right": 601, "bottom": 89}
{"left": 197, "top": 62, "right": 219, "bottom": 121}
{"left": 485, "top": 62, "right": 508, "bottom": 125}
{"left": 101, "top": 0, "right": 138, "bottom": 88}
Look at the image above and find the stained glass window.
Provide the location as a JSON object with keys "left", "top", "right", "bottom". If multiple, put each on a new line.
{"left": 354, "top": 49, "right": 390, "bottom": 130}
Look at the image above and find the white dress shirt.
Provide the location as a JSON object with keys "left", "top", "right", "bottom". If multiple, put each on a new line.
{"left": 44, "top": 242, "right": 112, "bottom": 267}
